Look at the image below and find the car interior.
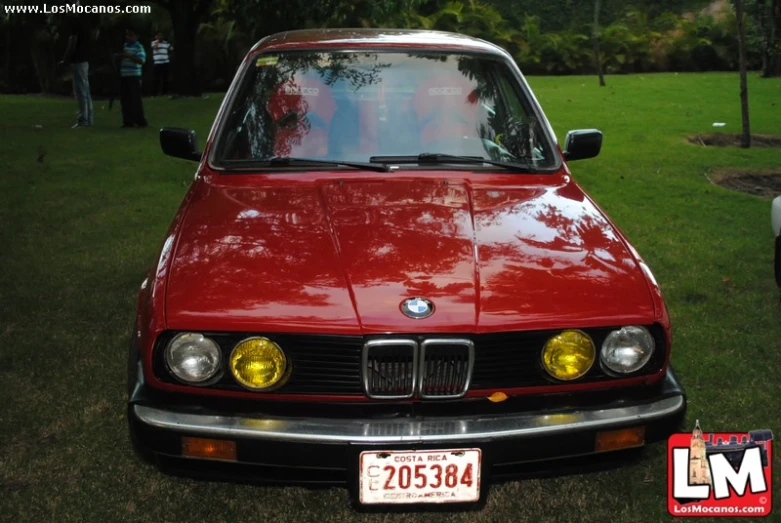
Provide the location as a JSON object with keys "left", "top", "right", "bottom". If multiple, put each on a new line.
{"left": 216, "top": 53, "right": 553, "bottom": 166}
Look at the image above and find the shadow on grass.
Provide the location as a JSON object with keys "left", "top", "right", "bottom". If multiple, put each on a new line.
{"left": 706, "top": 168, "right": 781, "bottom": 198}
{"left": 148, "top": 448, "right": 646, "bottom": 513}
{"left": 688, "top": 133, "right": 781, "bottom": 147}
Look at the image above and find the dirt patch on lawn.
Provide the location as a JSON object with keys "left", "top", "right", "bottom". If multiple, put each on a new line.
{"left": 688, "top": 133, "right": 781, "bottom": 147}
{"left": 708, "top": 169, "right": 781, "bottom": 198}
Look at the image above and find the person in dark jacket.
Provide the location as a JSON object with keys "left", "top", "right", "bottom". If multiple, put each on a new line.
{"left": 59, "top": 15, "right": 93, "bottom": 128}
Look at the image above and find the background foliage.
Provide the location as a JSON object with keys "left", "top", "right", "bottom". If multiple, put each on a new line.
{"left": 0, "top": 0, "right": 777, "bottom": 95}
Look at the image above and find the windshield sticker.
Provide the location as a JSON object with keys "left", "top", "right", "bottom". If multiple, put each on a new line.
{"left": 284, "top": 85, "right": 319, "bottom": 96}
{"left": 428, "top": 87, "right": 463, "bottom": 96}
{"left": 255, "top": 56, "right": 279, "bottom": 67}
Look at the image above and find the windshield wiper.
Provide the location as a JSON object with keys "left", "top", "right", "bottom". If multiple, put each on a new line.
{"left": 267, "top": 156, "right": 390, "bottom": 172}
{"left": 223, "top": 156, "right": 391, "bottom": 173}
{"left": 370, "top": 153, "right": 543, "bottom": 173}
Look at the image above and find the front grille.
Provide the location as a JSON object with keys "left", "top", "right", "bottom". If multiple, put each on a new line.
{"left": 361, "top": 420, "right": 469, "bottom": 438}
{"left": 470, "top": 331, "right": 553, "bottom": 389}
{"left": 362, "top": 339, "right": 417, "bottom": 399}
{"left": 419, "top": 338, "right": 474, "bottom": 399}
{"left": 153, "top": 325, "right": 666, "bottom": 396}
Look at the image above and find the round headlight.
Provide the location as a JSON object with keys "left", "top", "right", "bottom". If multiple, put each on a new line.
{"left": 600, "top": 326, "right": 655, "bottom": 374}
{"left": 165, "top": 332, "right": 222, "bottom": 384}
{"left": 229, "top": 337, "right": 289, "bottom": 391}
{"left": 541, "top": 330, "right": 595, "bottom": 381}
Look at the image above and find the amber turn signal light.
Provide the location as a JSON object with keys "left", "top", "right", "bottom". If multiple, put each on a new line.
{"left": 594, "top": 426, "right": 646, "bottom": 452}
{"left": 487, "top": 391, "right": 508, "bottom": 403}
{"left": 181, "top": 437, "right": 237, "bottom": 461}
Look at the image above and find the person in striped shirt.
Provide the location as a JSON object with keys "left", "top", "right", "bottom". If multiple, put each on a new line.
{"left": 151, "top": 32, "right": 173, "bottom": 96}
{"left": 118, "top": 28, "right": 148, "bottom": 128}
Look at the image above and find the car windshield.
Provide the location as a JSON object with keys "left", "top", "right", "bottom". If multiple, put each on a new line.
{"left": 213, "top": 51, "right": 556, "bottom": 169}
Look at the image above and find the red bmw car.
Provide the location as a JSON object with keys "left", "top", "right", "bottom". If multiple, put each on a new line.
{"left": 128, "top": 28, "right": 686, "bottom": 505}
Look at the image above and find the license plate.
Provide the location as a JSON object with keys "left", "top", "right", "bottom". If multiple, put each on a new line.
{"left": 359, "top": 449, "right": 481, "bottom": 504}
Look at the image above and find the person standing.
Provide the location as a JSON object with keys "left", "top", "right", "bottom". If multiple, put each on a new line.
{"left": 151, "top": 32, "right": 172, "bottom": 96}
{"left": 118, "top": 28, "right": 148, "bottom": 128}
{"left": 59, "top": 15, "right": 93, "bottom": 128}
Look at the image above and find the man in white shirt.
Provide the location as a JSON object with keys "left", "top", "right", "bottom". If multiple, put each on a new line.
{"left": 151, "top": 32, "right": 173, "bottom": 96}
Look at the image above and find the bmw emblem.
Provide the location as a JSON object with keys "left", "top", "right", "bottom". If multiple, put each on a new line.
{"left": 400, "top": 297, "right": 434, "bottom": 319}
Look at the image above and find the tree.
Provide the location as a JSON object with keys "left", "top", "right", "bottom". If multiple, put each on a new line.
{"left": 492, "top": 0, "right": 718, "bottom": 32}
{"left": 152, "top": 0, "right": 214, "bottom": 96}
{"left": 759, "top": 0, "right": 781, "bottom": 76}
{"left": 593, "top": 0, "right": 606, "bottom": 85}
{"left": 401, "top": 0, "right": 522, "bottom": 53}
{"left": 219, "top": 0, "right": 422, "bottom": 42}
{"left": 735, "top": 0, "right": 751, "bottom": 148}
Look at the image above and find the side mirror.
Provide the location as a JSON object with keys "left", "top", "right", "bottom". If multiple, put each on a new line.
{"left": 563, "top": 129, "right": 602, "bottom": 161}
{"left": 160, "top": 128, "right": 202, "bottom": 162}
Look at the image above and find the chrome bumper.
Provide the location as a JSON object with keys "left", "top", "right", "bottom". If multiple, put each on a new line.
{"left": 132, "top": 394, "right": 685, "bottom": 445}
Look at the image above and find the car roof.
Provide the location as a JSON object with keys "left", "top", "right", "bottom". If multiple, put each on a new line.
{"left": 250, "top": 28, "right": 507, "bottom": 56}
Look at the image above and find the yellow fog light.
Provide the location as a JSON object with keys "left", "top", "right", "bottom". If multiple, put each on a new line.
{"left": 541, "top": 329, "right": 595, "bottom": 381}
{"left": 229, "top": 337, "right": 290, "bottom": 391}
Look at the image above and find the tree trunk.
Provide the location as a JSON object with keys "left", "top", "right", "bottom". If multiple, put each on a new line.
{"left": 30, "top": 45, "right": 53, "bottom": 93}
{"left": 763, "top": 0, "right": 781, "bottom": 77}
{"left": 4, "top": 31, "right": 11, "bottom": 85}
{"left": 30, "top": 48, "right": 45, "bottom": 93}
{"left": 168, "top": 0, "right": 205, "bottom": 97}
{"left": 736, "top": 0, "right": 751, "bottom": 148}
{"left": 592, "top": 0, "right": 605, "bottom": 86}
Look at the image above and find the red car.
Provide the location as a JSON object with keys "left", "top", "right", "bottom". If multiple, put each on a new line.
{"left": 128, "top": 29, "right": 686, "bottom": 505}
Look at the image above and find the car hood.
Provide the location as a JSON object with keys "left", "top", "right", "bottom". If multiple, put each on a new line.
{"left": 165, "top": 176, "right": 655, "bottom": 333}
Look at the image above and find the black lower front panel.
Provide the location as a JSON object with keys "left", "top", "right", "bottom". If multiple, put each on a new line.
{"left": 129, "top": 401, "right": 684, "bottom": 489}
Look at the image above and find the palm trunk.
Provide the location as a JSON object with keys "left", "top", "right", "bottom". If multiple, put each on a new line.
{"left": 4, "top": 31, "right": 11, "bottom": 84}
{"left": 593, "top": 0, "right": 605, "bottom": 86}
{"left": 30, "top": 47, "right": 48, "bottom": 93}
{"left": 763, "top": 0, "right": 781, "bottom": 77}
{"left": 167, "top": 0, "right": 205, "bottom": 97}
{"left": 736, "top": 0, "right": 751, "bottom": 148}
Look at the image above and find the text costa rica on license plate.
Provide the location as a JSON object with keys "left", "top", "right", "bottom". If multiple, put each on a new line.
{"left": 359, "top": 449, "right": 481, "bottom": 504}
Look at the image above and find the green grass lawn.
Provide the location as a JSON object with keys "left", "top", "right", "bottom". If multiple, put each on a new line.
{"left": 1, "top": 72, "right": 780, "bottom": 523}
